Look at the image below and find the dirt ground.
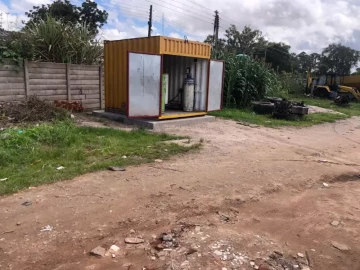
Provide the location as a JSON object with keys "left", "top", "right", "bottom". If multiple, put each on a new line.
{"left": 1, "top": 115, "right": 360, "bottom": 270}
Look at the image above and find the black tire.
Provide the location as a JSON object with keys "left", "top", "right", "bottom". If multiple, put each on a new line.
{"left": 313, "top": 87, "right": 330, "bottom": 98}
{"left": 252, "top": 101, "right": 275, "bottom": 114}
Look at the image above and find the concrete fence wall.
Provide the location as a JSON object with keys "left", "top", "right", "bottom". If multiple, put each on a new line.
{"left": 0, "top": 60, "right": 104, "bottom": 110}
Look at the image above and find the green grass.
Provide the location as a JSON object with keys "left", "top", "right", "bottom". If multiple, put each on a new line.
{"left": 211, "top": 108, "right": 348, "bottom": 128}
{"left": 289, "top": 95, "right": 360, "bottom": 117}
{"left": 0, "top": 121, "right": 198, "bottom": 195}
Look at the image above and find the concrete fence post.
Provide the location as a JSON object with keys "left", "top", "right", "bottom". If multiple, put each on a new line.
{"left": 99, "top": 65, "right": 104, "bottom": 109}
{"left": 24, "top": 59, "right": 30, "bottom": 99}
{"left": 66, "top": 63, "right": 71, "bottom": 101}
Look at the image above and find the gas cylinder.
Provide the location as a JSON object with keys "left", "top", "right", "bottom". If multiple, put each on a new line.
{"left": 183, "top": 74, "right": 195, "bottom": 112}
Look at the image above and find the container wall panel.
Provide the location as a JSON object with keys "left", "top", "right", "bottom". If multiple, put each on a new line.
{"left": 104, "top": 36, "right": 161, "bottom": 112}
{"left": 160, "top": 37, "right": 211, "bottom": 59}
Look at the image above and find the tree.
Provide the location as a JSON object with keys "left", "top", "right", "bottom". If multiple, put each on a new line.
{"left": 318, "top": 44, "right": 360, "bottom": 75}
{"left": 25, "top": 0, "right": 108, "bottom": 34}
{"left": 352, "top": 68, "right": 360, "bottom": 75}
{"left": 204, "top": 34, "right": 226, "bottom": 57}
{"left": 295, "top": 52, "right": 312, "bottom": 74}
{"left": 0, "top": 30, "right": 34, "bottom": 65}
{"left": 263, "top": 42, "right": 292, "bottom": 72}
{"left": 223, "top": 25, "right": 265, "bottom": 55}
{"left": 237, "top": 26, "right": 265, "bottom": 55}
{"left": 224, "top": 25, "right": 240, "bottom": 53}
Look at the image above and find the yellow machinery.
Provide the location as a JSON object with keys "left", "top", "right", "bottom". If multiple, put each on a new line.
{"left": 342, "top": 74, "right": 360, "bottom": 90}
{"left": 306, "top": 72, "right": 360, "bottom": 101}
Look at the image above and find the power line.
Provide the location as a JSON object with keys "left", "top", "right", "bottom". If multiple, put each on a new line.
{"left": 185, "top": 0, "right": 213, "bottom": 13}
{"left": 116, "top": 2, "right": 150, "bottom": 12}
{"left": 162, "top": 17, "right": 199, "bottom": 38}
{"left": 120, "top": 9, "right": 149, "bottom": 20}
{"left": 152, "top": 0, "right": 214, "bottom": 20}
{"left": 145, "top": 0, "right": 213, "bottom": 24}
{"left": 174, "top": 0, "right": 214, "bottom": 17}
{"left": 161, "top": 13, "right": 164, "bottom": 35}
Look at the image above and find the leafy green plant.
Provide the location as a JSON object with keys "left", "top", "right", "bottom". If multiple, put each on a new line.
{"left": 220, "top": 53, "right": 284, "bottom": 108}
{"left": 219, "top": 53, "right": 307, "bottom": 108}
{"left": 0, "top": 31, "right": 34, "bottom": 68}
{"left": 25, "top": 16, "right": 103, "bottom": 64}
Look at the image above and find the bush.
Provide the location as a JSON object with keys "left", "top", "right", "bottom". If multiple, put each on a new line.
{"left": 25, "top": 16, "right": 103, "bottom": 64}
{"left": 220, "top": 53, "right": 305, "bottom": 108}
{"left": 278, "top": 73, "right": 305, "bottom": 96}
{"left": 0, "top": 31, "right": 34, "bottom": 66}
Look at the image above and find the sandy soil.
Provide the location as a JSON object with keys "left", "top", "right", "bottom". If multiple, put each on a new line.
{"left": 1, "top": 116, "right": 360, "bottom": 270}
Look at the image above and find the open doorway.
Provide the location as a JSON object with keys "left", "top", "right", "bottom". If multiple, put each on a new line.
{"left": 161, "top": 55, "right": 209, "bottom": 119}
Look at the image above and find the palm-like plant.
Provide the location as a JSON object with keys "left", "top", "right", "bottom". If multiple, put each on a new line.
{"left": 25, "top": 16, "right": 102, "bottom": 64}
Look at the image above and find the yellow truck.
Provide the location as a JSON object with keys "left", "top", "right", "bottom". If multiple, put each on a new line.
{"left": 306, "top": 72, "right": 360, "bottom": 101}
{"left": 342, "top": 74, "right": 360, "bottom": 90}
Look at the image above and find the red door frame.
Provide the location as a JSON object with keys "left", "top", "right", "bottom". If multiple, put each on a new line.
{"left": 126, "top": 51, "right": 163, "bottom": 118}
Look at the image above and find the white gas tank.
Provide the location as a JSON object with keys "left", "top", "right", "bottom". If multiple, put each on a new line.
{"left": 183, "top": 75, "right": 195, "bottom": 112}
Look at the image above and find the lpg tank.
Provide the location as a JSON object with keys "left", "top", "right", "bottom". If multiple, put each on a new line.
{"left": 183, "top": 74, "right": 195, "bottom": 112}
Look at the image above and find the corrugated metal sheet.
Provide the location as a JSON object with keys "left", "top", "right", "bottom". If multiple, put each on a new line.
{"left": 163, "top": 55, "right": 208, "bottom": 111}
{"left": 128, "top": 53, "right": 161, "bottom": 117}
{"left": 104, "top": 36, "right": 211, "bottom": 113}
{"left": 160, "top": 37, "right": 211, "bottom": 59}
{"left": 104, "top": 37, "right": 160, "bottom": 112}
{"left": 195, "top": 59, "right": 208, "bottom": 111}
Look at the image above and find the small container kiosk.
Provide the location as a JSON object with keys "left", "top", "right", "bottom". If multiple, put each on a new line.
{"left": 104, "top": 36, "right": 224, "bottom": 119}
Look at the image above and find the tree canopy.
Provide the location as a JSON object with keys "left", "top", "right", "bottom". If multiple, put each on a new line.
{"left": 352, "top": 68, "right": 360, "bottom": 75}
{"left": 318, "top": 44, "right": 360, "bottom": 75}
{"left": 205, "top": 25, "right": 360, "bottom": 76}
{"left": 25, "top": 0, "right": 108, "bottom": 34}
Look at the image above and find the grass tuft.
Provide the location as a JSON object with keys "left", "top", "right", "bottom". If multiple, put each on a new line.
{"left": 289, "top": 96, "right": 360, "bottom": 117}
{"left": 211, "top": 108, "right": 348, "bottom": 128}
{"left": 0, "top": 121, "right": 198, "bottom": 195}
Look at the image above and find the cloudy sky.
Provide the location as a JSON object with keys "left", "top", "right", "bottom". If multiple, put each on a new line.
{"left": 1, "top": 0, "right": 360, "bottom": 54}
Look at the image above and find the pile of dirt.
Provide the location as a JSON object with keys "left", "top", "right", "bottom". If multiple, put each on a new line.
{"left": 0, "top": 96, "right": 69, "bottom": 127}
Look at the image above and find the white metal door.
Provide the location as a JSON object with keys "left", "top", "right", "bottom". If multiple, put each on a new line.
{"left": 127, "top": 52, "right": 162, "bottom": 118}
{"left": 207, "top": 60, "right": 224, "bottom": 111}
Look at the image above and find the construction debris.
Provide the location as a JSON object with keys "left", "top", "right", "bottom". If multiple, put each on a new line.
{"left": 108, "top": 167, "right": 126, "bottom": 171}
{"left": 40, "top": 225, "right": 53, "bottom": 232}
{"left": 125, "top": 237, "right": 145, "bottom": 244}
{"left": 90, "top": 246, "right": 106, "bottom": 257}
{"left": 0, "top": 96, "right": 69, "bottom": 127}
{"left": 331, "top": 220, "right": 340, "bottom": 227}
{"left": 331, "top": 241, "right": 350, "bottom": 251}
{"left": 21, "top": 201, "right": 32, "bottom": 207}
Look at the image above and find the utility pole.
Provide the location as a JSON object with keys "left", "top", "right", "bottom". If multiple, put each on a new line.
{"left": 148, "top": 5, "right": 152, "bottom": 37}
{"left": 213, "top": 10, "right": 219, "bottom": 58}
{"left": 0, "top": 13, "right": 3, "bottom": 29}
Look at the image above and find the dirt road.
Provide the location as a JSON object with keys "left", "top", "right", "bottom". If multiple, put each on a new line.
{"left": 1, "top": 117, "right": 360, "bottom": 270}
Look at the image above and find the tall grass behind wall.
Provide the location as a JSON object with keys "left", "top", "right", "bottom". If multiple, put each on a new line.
{"left": 219, "top": 53, "right": 305, "bottom": 108}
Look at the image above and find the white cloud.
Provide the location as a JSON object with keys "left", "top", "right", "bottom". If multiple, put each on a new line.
{"left": 10, "top": 0, "right": 52, "bottom": 14}
{"left": 1, "top": 0, "right": 360, "bottom": 53}
{"left": 169, "top": 32, "right": 182, "bottom": 39}
{"left": 98, "top": 29, "right": 128, "bottom": 40}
